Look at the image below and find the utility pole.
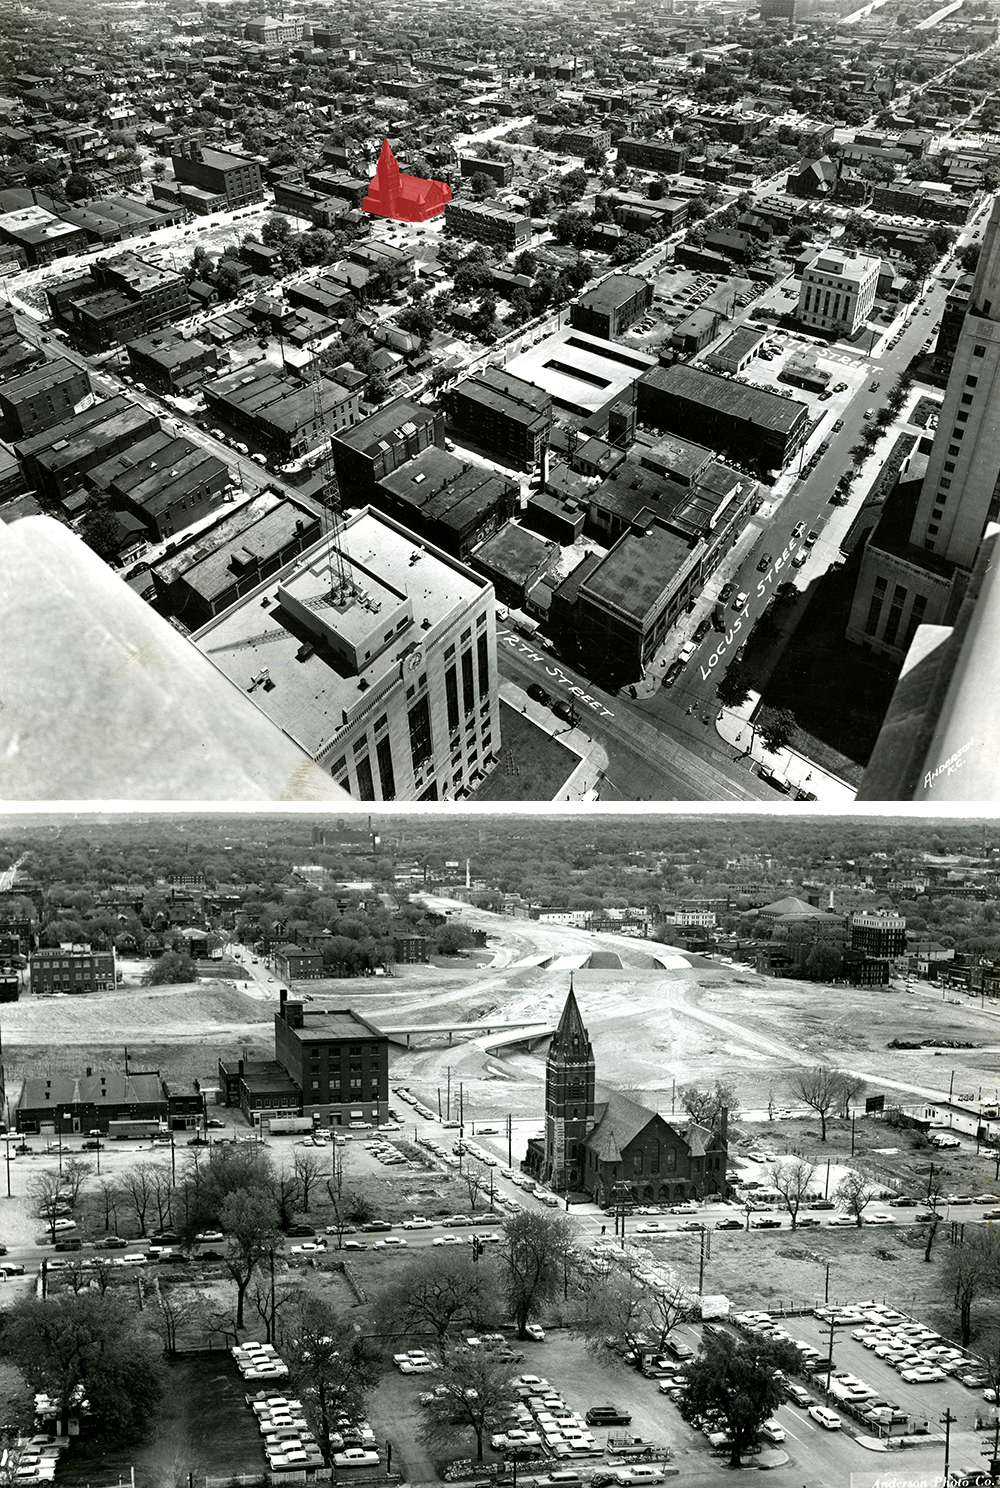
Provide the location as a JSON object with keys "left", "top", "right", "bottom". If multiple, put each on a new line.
{"left": 942, "top": 1407, "right": 956, "bottom": 1486}
{"left": 825, "top": 1317, "right": 835, "bottom": 1396}
{"left": 825, "top": 1260, "right": 831, "bottom": 1306}
{"left": 507, "top": 1112, "right": 512, "bottom": 1168}
{"left": 698, "top": 1225, "right": 708, "bottom": 1293}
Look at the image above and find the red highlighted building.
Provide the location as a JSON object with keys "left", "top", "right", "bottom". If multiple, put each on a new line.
{"left": 362, "top": 138, "right": 451, "bottom": 224}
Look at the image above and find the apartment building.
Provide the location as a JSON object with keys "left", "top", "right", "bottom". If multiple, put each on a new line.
{"left": 444, "top": 200, "right": 531, "bottom": 250}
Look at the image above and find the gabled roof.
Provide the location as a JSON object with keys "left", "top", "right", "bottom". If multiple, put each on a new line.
{"left": 584, "top": 1092, "right": 664, "bottom": 1161}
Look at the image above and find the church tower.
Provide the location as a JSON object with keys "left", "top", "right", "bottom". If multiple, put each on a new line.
{"left": 374, "top": 137, "right": 400, "bottom": 208}
{"left": 543, "top": 980, "right": 595, "bottom": 1191}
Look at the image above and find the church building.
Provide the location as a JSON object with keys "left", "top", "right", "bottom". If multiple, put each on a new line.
{"left": 362, "top": 138, "right": 452, "bottom": 224}
{"left": 523, "top": 986, "right": 729, "bottom": 1205}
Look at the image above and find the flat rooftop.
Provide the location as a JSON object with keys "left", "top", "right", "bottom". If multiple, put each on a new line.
{"left": 574, "top": 274, "right": 650, "bottom": 313}
{"left": 641, "top": 363, "right": 809, "bottom": 436}
{"left": 0, "top": 356, "right": 81, "bottom": 402}
{"left": 505, "top": 326, "right": 656, "bottom": 419}
{"left": 285, "top": 1006, "right": 386, "bottom": 1041}
{"left": 581, "top": 521, "right": 696, "bottom": 626}
{"left": 193, "top": 508, "right": 488, "bottom": 757}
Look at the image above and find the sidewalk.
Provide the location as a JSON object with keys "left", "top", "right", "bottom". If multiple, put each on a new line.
{"left": 715, "top": 691, "right": 856, "bottom": 802}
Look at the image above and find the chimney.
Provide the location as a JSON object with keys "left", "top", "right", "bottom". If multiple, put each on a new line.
{"left": 279, "top": 985, "right": 288, "bottom": 1017}
{"left": 285, "top": 1000, "right": 305, "bottom": 1029}
{"left": 86, "top": 1066, "right": 92, "bottom": 1077}
{"left": 238, "top": 1058, "right": 244, "bottom": 1076}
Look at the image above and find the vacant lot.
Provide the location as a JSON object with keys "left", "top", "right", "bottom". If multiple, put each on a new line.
{"left": 56, "top": 1353, "right": 262, "bottom": 1488}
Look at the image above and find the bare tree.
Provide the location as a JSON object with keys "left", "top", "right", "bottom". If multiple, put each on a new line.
{"left": 148, "top": 1164, "right": 175, "bottom": 1232}
{"left": 679, "top": 1079, "right": 740, "bottom": 1134}
{"left": 292, "top": 1150, "right": 325, "bottom": 1213}
{"left": 768, "top": 1158, "right": 816, "bottom": 1230}
{"left": 95, "top": 1178, "right": 122, "bottom": 1234}
{"left": 250, "top": 1270, "right": 295, "bottom": 1345}
{"left": 152, "top": 1281, "right": 200, "bottom": 1357}
{"left": 419, "top": 1345, "right": 519, "bottom": 1461}
{"left": 572, "top": 1252, "right": 690, "bottom": 1365}
{"left": 373, "top": 1248, "right": 491, "bottom": 1352}
{"left": 793, "top": 1068, "right": 858, "bottom": 1142}
{"left": 27, "top": 1170, "right": 68, "bottom": 1242}
{"left": 117, "top": 1162, "right": 156, "bottom": 1236}
{"left": 946, "top": 1226, "right": 1000, "bottom": 1345}
{"left": 462, "top": 1167, "right": 488, "bottom": 1212}
{"left": 835, "top": 1169, "right": 877, "bottom": 1227}
{"left": 59, "top": 1157, "right": 93, "bottom": 1209}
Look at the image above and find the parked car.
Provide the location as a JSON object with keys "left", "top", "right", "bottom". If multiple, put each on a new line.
{"left": 756, "top": 554, "right": 772, "bottom": 573}
{"left": 808, "top": 1405, "right": 842, "bottom": 1430}
{"left": 552, "top": 700, "right": 576, "bottom": 726}
{"left": 527, "top": 683, "right": 552, "bottom": 707}
{"left": 525, "top": 1324, "right": 546, "bottom": 1341}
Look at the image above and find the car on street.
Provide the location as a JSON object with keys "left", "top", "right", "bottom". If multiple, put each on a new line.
{"left": 527, "top": 683, "right": 552, "bottom": 707}
{"left": 791, "top": 551, "right": 807, "bottom": 567}
{"left": 832, "top": 419, "right": 844, "bottom": 431}
{"left": 792, "top": 522, "right": 805, "bottom": 537}
{"left": 804, "top": 530, "right": 819, "bottom": 547}
{"left": 863, "top": 408, "right": 875, "bottom": 420}
{"left": 808, "top": 1405, "right": 842, "bottom": 1430}
{"left": 751, "top": 1217, "right": 782, "bottom": 1228}
{"left": 552, "top": 700, "right": 576, "bottom": 726}
{"left": 785, "top": 1382, "right": 811, "bottom": 1407}
{"left": 715, "top": 1218, "right": 742, "bottom": 1230}
{"left": 662, "top": 660, "right": 684, "bottom": 688}
{"left": 756, "top": 554, "right": 772, "bottom": 572}
{"left": 827, "top": 1214, "right": 855, "bottom": 1226}
{"left": 733, "top": 592, "right": 748, "bottom": 610}
{"left": 693, "top": 618, "right": 711, "bottom": 642}
{"left": 402, "top": 1218, "right": 434, "bottom": 1229}
{"left": 610, "top": 1468, "right": 665, "bottom": 1485}
{"left": 760, "top": 1419, "right": 785, "bottom": 1443}
{"left": 373, "top": 1236, "right": 407, "bottom": 1248}
{"left": 719, "top": 582, "right": 736, "bottom": 602}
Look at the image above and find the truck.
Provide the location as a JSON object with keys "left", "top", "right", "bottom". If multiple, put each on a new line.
{"left": 108, "top": 1119, "right": 163, "bottom": 1140}
{"left": 267, "top": 1116, "right": 315, "bottom": 1135}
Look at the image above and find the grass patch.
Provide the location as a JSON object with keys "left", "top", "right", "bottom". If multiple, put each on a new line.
{"left": 472, "top": 701, "right": 578, "bottom": 801}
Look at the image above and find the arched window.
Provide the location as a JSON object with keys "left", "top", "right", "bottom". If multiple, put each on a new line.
{"left": 649, "top": 1139, "right": 660, "bottom": 1174}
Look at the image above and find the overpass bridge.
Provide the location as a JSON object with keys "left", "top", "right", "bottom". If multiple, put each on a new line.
{"left": 380, "top": 1018, "right": 555, "bottom": 1050}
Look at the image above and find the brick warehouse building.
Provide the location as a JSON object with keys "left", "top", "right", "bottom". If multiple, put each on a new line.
{"left": 218, "top": 989, "right": 389, "bottom": 1127}
{"left": 523, "top": 986, "right": 728, "bottom": 1202}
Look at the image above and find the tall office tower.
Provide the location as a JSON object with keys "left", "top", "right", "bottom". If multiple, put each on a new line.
{"left": 846, "top": 196, "right": 1000, "bottom": 661}
{"left": 193, "top": 507, "right": 500, "bottom": 802}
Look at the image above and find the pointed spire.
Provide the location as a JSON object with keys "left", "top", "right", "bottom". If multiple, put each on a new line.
{"left": 551, "top": 982, "right": 590, "bottom": 1060}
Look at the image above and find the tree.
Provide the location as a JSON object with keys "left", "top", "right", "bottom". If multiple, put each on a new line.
{"left": 419, "top": 1345, "right": 519, "bottom": 1461}
{"left": 681, "top": 1333, "right": 800, "bottom": 1468}
{"left": 835, "top": 1169, "right": 876, "bottom": 1227}
{"left": 215, "top": 261, "right": 242, "bottom": 300}
{"left": 469, "top": 171, "right": 496, "bottom": 199}
{"left": 284, "top": 1297, "right": 384, "bottom": 1463}
{"left": 959, "top": 241, "right": 981, "bottom": 274}
{"left": 64, "top": 172, "right": 91, "bottom": 200}
{"left": 0, "top": 1293, "right": 163, "bottom": 1445}
{"left": 462, "top": 1167, "right": 490, "bottom": 1212}
{"left": 260, "top": 214, "right": 292, "bottom": 247}
{"left": 117, "top": 1160, "right": 157, "bottom": 1236}
{"left": 27, "top": 1170, "right": 68, "bottom": 1243}
{"left": 758, "top": 707, "right": 796, "bottom": 754}
{"left": 716, "top": 660, "right": 753, "bottom": 709}
{"left": 374, "top": 1248, "right": 490, "bottom": 1351}
{"left": 59, "top": 1157, "right": 93, "bottom": 1210}
{"left": 220, "top": 1184, "right": 280, "bottom": 1330}
{"left": 767, "top": 1158, "right": 816, "bottom": 1230}
{"left": 368, "top": 370, "right": 391, "bottom": 403}
{"left": 573, "top": 1254, "right": 691, "bottom": 1365}
{"left": 79, "top": 503, "right": 121, "bottom": 563}
{"left": 292, "top": 1149, "right": 325, "bottom": 1212}
{"left": 946, "top": 1227, "right": 1000, "bottom": 1345}
{"left": 500, "top": 1212, "right": 574, "bottom": 1339}
{"left": 792, "top": 1067, "right": 858, "bottom": 1142}
{"left": 142, "top": 950, "right": 196, "bottom": 985}
{"left": 679, "top": 1079, "right": 739, "bottom": 1136}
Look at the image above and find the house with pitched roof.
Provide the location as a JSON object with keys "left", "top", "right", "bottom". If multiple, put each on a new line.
{"left": 523, "top": 985, "right": 729, "bottom": 1204}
